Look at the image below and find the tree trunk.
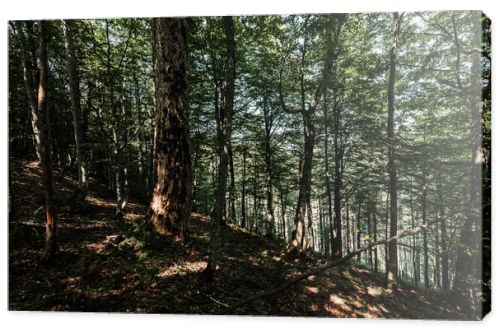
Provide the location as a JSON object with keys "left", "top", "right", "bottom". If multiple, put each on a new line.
{"left": 15, "top": 21, "right": 42, "bottom": 163}
{"left": 263, "top": 96, "right": 275, "bottom": 239}
{"left": 61, "top": 19, "right": 88, "bottom": 208}
{"left": 241, "top": 146, "right": 247, "bottom": 229}
{"left": 134, "top": 75, "right": 149, "bottom": 200}
{"left": 373, "top": 202, "right": 378, "bottom": 272}
{"left": 357, "top": 200, "right": 362, "bottom": 263}
{"left": 29, "top": 21, "right": 58, "bottom": 261}
{"left": 228, "top": 141, "right": 237, "bottom": 225}
{"left": 205, "top": 16, "right": 236, "bottom": 280}
{"left": 386, "top": 12, "right": 403, "bottom": 289}
{"left": 280, "top": 189, "right": 287, "bottom": 242}
{"left": 332, "top": 99, "right": 343, "bottom": 259}
{"left": 422, "top": 169, "right": 429, "bottom": 289}
{"left": 452, "top": 15, "right": 482, "bottom": 315}
{"left": 367, "top": 202, "right": 373, "bottom": 269}
{"left": 437, "top": 172, "right": 449, "bottom": 292}
{"left": 287, "top": 15, "right": 344, "bottom": 254}
{"left": 149, "top": 18, "right": 192, "bottom": 241}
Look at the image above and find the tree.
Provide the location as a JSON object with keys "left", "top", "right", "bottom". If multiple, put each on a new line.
{"left": 386, "top": 12, "right": 403, "bottom": 289}
{"left": 61, "top": 19, "right": 88, "bottom": 208}
{"left": 205, "top": 16, "right": 236, "bottom": 279}
{"left": 148, "top": 18, "right": 192, "bottom": 241}
{"left": 284, "top": 15, "right": 345, "bottom": 254}
{"left": 15, "top": 20, "right": 58, "bottom": 260}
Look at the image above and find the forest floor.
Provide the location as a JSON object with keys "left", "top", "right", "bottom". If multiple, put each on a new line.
{"left": 9, "top": 159, "right": 468, "bottom": 319}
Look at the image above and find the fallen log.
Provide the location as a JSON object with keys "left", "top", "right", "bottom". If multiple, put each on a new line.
{"left": 223, "top": 225, "right": 426, "bottom": 314}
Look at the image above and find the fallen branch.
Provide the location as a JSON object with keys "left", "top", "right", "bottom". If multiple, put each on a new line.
{"left": 223, "top": 225, "right": 426, "bottom": 314}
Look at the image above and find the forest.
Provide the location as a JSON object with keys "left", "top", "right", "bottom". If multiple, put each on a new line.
{"left": 8, "top": 11, "right": 490, "bottom": 319}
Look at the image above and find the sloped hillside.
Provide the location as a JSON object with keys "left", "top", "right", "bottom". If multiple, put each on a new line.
{"left": 9, "top": 159, "right": 468, "bottom": 319}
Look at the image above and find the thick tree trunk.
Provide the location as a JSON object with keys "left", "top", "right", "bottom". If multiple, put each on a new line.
{"left": 149, "top": 18, "right": 192, "bottom": 241}
{"left": 61, "top": 19, "right": 88, "bottom": 208}
{"left": 386, "top": 12, "right": 403, "bottom": 289}
{"left": 205, "top": 16, "right": 236, "bottom": 280}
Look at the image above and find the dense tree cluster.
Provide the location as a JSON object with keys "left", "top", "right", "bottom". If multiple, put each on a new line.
{"left": 8, "top": 11, "right": 490, "bottom": 315}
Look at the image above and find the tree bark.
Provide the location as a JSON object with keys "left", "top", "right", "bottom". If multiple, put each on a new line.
{"left": 386, "top": 12, "right": 403, "bottom": 289}
{"left": 149, "top": 18, "right": 192, "bottom": 241}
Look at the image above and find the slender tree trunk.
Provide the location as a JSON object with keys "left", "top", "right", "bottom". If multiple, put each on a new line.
{"left": 437, "top": 173, "right": 449, "bottom": 292}
{"left": 252, "top": 155, "right": 258, "bottom": 233}
{"left": 373, "top": 202, "right": 378, "bottom": 272}
{"left": 33, "top": 21, "right": 57, "bottom": 260}
{"left": 287, "top": 16, "right": 344, "bottom": 254}
{"left": 422, "top": 169, "right": 429, "bottom": 289}
{"left": 280, "top": 189, "right": 287, "bottom": 242}
{"left": 205, "top": 16, "right": 236, "bottom": 280}
{"left": 319, "top": 199, "right": 324, "bottom": 254}
{"left": 61, "top": 19, "right": 88, "bottom": 207}
{"left": 134, "top": 75, "right": 149, "bottom": 200}
{"left": 410, "top": 178, "right": 419, "bottom": 285}
{"left": 452, "top": 16, "right": 482, "bottom": 314}
{"left": 386, "top": 12, "right": 403, "bottom": 289}
{"left": 357, "top": 200, "right": 362, "bottom": 263}
{"left": 241, "top": 146, "right": 247, "bottom": 229}
{"left": 263, "top": 96, "right": 274, "bottom": 238}
{"left": 367, "top": 202, "right": 373, "bottom": 270}
{"left": 332, "top": 100, "right": 343, "bottom": 259}
{"left": 15, "top": 21, "right": 42, "bottom": 163}
{"left": 346, "top": 197, "right": 351, "bottom": 253}
{"left": 434, "top": 215, "right": 441, "bottom": 289}
{"left": 228, "top": 141, "right": 237, "bottom": 225}
{"left": 149, "top": 18, "right": 192, "bottom": 241}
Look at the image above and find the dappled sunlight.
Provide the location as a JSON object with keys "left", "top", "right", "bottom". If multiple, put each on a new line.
{"left": 367, "top": 286, "right": 383, "bottom": 297}
{"left": 9, "top": 159, "right": 475, "bottom": 318}
{"left": 87, "top": 196, "right": 116, "bottom": 209}
{"left": 305, "top": 286, "right": 319, "bottom": 294}
{"left": 157, "top": 261, "right": 206, "bottom": 278}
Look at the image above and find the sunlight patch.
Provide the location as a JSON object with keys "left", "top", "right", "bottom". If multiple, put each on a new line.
{"left": 305, "top": 286, "right": 319, "bottom": 294}
{"left": 158, "top": 261, "right": 206, "bottom": 278}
